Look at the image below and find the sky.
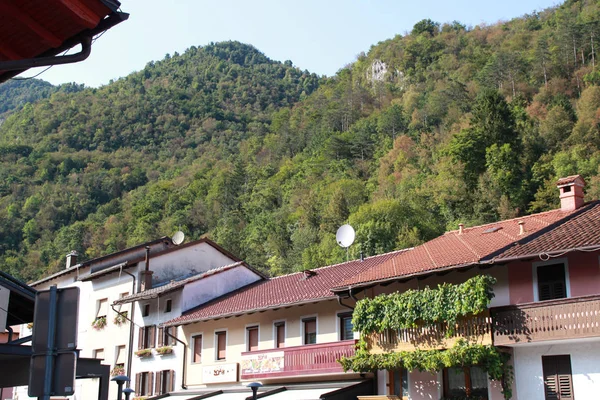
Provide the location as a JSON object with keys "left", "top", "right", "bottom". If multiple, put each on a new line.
{"left": 21, "top": 0, "right": 562, "bottom": 87}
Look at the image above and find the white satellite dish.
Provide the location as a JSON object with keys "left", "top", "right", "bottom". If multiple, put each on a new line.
{"left": 172, "top": 231, "right": 185, "bottom": 245}
{"left": 336, "top": 224, "right": 355, "bottom": 248}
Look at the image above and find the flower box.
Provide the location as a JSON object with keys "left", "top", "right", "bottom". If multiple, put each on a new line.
{"left": 135, "top": 348, "right": 152, "bottom": 358}
{"left": 155, "top": 346, "right": 173, "bottom": 356}
{"left": 92, "top": 316, "right": 107, "bottom": 330}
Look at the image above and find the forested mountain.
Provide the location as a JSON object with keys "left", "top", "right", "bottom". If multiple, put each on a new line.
{"left": 0, "top": 79, "right": 84, "bottom": 118}
{"left": 2, "top": 0, "right": 600, "bottom": 282}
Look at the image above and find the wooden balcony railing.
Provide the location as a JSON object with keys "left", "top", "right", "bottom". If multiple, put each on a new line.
{"left": 365, "top": 311, "right": 493, "bottom": 353}
{"left": 492, "top": 295, "right": 600, "bottom": 346}
{"left": 240, "top": 340, "right": 357, "bottom": 379}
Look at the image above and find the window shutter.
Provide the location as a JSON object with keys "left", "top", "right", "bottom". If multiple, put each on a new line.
{"left": 169, "top": 326, "right": 177, "bottom": 345}
{"left": 158, "top": 327, "right": 164, "bottom": 347}
{"left": 169, "top": 370, "right": 175, "bottom": 392}
{"left": 138, "top": 327, "right": 144, "bottom": 350}
{"left": 148, "top": 325, "right": 156, "bottom": 348}
{"left": 248, "top": 327, "right": 259, "bottom": 352}
{"left": 276, "top": 323, "right": 285, "bottom": 348}
{"left": 217, "top": 332, "right": 226, "bottom": 360}
{"left": 155, "top": 371, "right": 162, "bottom": 395}
{"left": 543, "top": 355, "right": 574, "bottom": 400}
{"left": 135, "top": 373, "right": 141, "bottom": 395}
{"left": 147, "top": 372, "right": 154, "bottom": 396}
{"left": 538, "top": 264, "right": 567, "bottom": 301}
{"left": 193, "top": 335, "right": 202, "bottom": 363}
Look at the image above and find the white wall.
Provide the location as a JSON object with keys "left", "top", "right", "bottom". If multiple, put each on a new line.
{"left": 150, "top": 242, "right": 237, "bottom": 285}
{"left": 181, "top": 266, "right": 262, "bottom": 312}
{"left": 513, "top": 339, "right": 600, "bottom": 400}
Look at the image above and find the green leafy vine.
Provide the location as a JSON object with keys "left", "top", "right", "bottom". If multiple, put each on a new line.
{"left": 343, "top": 275, "right": 514, "bottom": 399}
{"left": 352, "top": 275, "right": 497, "bottom": 334}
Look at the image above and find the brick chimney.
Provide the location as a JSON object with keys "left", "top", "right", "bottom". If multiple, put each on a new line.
{"left": 139, "top": 246, "right": 154, "bottom": 291}
{"left": 65, "top": 251, "right": 78, "bottom": 269}
{"left": 556, "top": 175, "right": 585, "bottom": 211}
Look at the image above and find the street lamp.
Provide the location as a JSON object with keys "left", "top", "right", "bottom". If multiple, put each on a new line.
{"left": 247, "top": 382, "right": 262, "bottom": 400}
{"left": 111, "top": 375, "right": 130, "bottom": 400}
{"left": 123, "top": 387, "right": 135, "bottom": 400}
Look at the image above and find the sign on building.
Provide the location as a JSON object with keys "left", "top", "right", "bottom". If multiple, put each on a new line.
{"left": 202, "top": 363, "right": 238, "bottom": 384}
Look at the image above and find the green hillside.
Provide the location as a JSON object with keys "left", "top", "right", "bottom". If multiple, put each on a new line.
{"left": 2, "top": 0, "right": 600, "bottom": 281}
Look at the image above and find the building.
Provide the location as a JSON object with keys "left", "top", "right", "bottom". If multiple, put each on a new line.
{"left": 330, "top": 175, "right": 600, "bottom": 400}
{"left": 15, "top": 237, "right": 243, "bottom": 400}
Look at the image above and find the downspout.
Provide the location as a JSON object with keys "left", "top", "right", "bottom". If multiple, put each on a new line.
{"left": 164, "top": 328, "right": 188, "bottom": 389}
{"left": 337, "top": 294, "right": 354, "bottom": 311}
{"left": 121, "top": 270, "right": 137, "bottom": 387}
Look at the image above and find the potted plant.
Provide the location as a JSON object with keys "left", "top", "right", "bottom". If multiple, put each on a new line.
{"left": 92, "top": 316, "right": 107, "bottom": 330}
{"left": 110, "top": 365, "right": 125, "bottom": 377}
{"left": 135, "top": 348, "right": 152, "bottom": 358}
{"left": 155, "top": 345, "right": 173, "bottom": 355}
{"left": 114, "top": 311, "right": 128, "bottom": 326}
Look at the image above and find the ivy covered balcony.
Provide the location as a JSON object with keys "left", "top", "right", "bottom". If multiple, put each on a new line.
{"left": 365, "top": 310, "right": 493, "bottom": 353}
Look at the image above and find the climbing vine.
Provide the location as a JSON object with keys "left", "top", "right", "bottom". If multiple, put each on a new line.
{"left": 343, "top": 275, "right": 514, "bottom": 399}
{"left": 352, "top": 275, "right": 497, "bottom": 334}
{"left": 340, "top": 339, "right": 513, "bottom": 399}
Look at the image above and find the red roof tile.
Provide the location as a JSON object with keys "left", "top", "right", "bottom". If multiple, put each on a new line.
{"left": 163, "top": 250, "right": 407, "bottom": 326}
{"left": 333, "top": 206, "right": 578, "bottom": 290}
{"left": 556, "top": 175, "right": 585, "bottom": 186}
{"left": 495, "top": 202, "right": 600, "bottom": 260}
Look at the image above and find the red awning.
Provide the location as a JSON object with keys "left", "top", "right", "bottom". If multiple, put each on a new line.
{"left": 0, "top": 0, "right": 128, "bottom": 82}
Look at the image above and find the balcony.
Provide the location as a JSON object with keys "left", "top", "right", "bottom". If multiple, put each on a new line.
{"left": 492, "top": 295, "right": 600, "bottom": 346}
{"left": 365, "top": 311, "right": 493, "bottom": 353}
{"left": 240, "top": 340, "right": 357, "bottom": 380}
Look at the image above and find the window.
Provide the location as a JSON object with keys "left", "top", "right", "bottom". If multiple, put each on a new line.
{"left": 303, "top": 317, "right": 317, "bottom": 345}
{"left": 247, "top": 326, "right": 259, "bottom": 352}
{"left": 155, "top": 370, "right": 175, "bottom": 395}
{"left": 542, "top": 355, "right": 574, "bottom": 400}
{"left": 142, "top": 304, "right": 150, "bottom": 317}
{"left": 118, "top": 292, "right": 129, "bottom": 311}
{"left": 388, "top": 369, "right": 408, "bottom": 400}
{"left": 96, "top": 298, "right": 108, "bottom": 318}
{"left": 339, "top": 312, "right": 354, "bottom": 341}
{"left": 93, "top": 348, "right": 104, "bottom": 359}
{"left": 138, "top": 325, "right": 156, "bottom": 349}
{"left": 538, "top": 263, "right": 568, "bottom": 301}
{"left": 158, "top": 326, "right": 176, "bottom": 347}
{"left": 274, "top": 322, "right": 285, "bottom": 348}
{"left": 443, "top": 366, "right": 488, "bottom": 398}
{"left": 215, "top": 331, "right": 226, "bottom": 360}
{"left": 164, "top": 299, "right": 172, "bottom": 313}
{"left": 192, "top": 335, "right": 202, "bottom": 363}
{"left": 115, "top": 345, "right": 126, "bottom": 366}
{"left": 135, "top": 371, "right": 154, "bottom": 396}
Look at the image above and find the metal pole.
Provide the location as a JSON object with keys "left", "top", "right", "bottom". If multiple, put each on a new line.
{"left": 41, "top": 285, "right": 58, "bottom": 400}
{"left": 116, "top": 381, "right": 123, "bottom": 400}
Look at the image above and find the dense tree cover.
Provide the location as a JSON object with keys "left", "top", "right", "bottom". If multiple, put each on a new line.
{"left": 0, "top": 79, "right": 83, "bottom": 118}
{"left": 3, "top": 1, "right": 600, "bottom": 282}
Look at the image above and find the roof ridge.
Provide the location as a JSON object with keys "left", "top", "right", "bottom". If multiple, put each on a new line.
{"left": 268, "top": 248, "right": 411, "bottom": 280}
{"left": 446, "top": 206, "right": 571, "bottom": 234}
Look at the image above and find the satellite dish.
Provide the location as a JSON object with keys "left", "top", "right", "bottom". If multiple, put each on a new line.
{"left": 336, "top": 224, "right": 355, "bottom": 248}
{"left": 172, "top": 231, "right": 185, "bottom": 245}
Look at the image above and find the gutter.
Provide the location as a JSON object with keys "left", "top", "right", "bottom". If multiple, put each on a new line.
{"left": 164, "top": 329, "right": 188, "bottom": 389}
{"left": 486, "top": 244, "right": 600, "bottom": 264}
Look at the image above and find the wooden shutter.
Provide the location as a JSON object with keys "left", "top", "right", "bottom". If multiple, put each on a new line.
{"left": 138, "top": 327, "right": 145, "bottom": 350}
{"left": 543, "top": 355, "right": 574, "bottom": 400}
{"left": 147, "top": 372, "right": 154, "bottom": 396}
{"left": 248, "top": 327, "right": 259, "bottom": 352}
{"left": 276, "top": 323, "right": 285, "bottom": 348}
{"left": 155, "top": 371, "right": 162, "bottom": 395}
{"left": 538, "top": 264, "right": 567, "bottom": 301}
{"left": 217, "top": 331, "right": 226, "bottom": 360}
{"left": 169, "top": 370, "right": 175, "bottom": 392}
{"left": 169, "top": 326, "right": 177, "bottom": 345}
{"left": 158, "top": 327, "right": 164, "bottom": 347}
{"left": 304, "top": 318, "right": 316, "bottom": 344}
{"left": 148, "top": 325, "right": 156, "bottom": 348}
{"left": 193, "top": 335, "right": 202, "bottom": 363}
{"left": 134, "top": 373, "right": 141, "bottom": 395}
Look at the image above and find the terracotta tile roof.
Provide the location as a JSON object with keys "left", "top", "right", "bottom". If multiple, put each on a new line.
{"left": 112, "top": 261, "right": 264, "bottom": 305}
{"left": 556, "top": 175, "right": 585, "bottom": 186}
{"left": 163, "top": 250, "right": 407, "bottom": 326}
{"left": 332, "top": 206, "right": 579, "bottom": 290}
{"left": 495, "top": 202, "right": 600, "bottom": 260}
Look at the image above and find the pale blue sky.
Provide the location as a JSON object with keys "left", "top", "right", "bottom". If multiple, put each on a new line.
{"left": 22, "top": 0, "right": 561, "bottom": 87}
